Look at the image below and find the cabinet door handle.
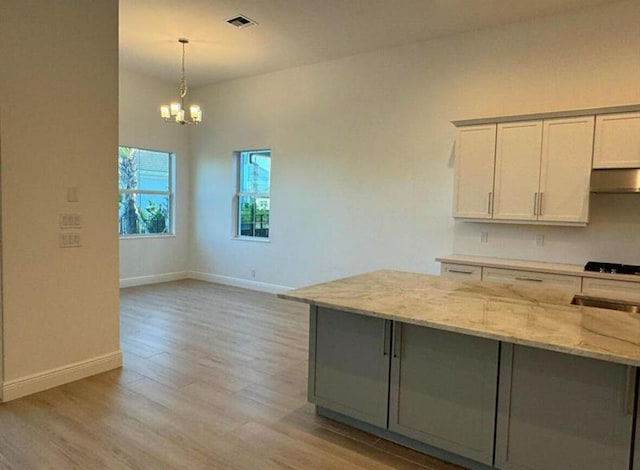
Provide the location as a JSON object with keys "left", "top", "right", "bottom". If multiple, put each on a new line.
{"left": 448, "top": 269, "right": 473, "bottom": 275}
{"left": 533, "top": 192, "right": 538, "bottom": 216}
{"left": 515, "top": 277, "right": 543, "bottom": 282}
{"left": 393, "top": 323, "right": 402, "bottom": 359}
{"left": 382, "top": 320, "right": 390, "bottom": 356}
{"left": 487, "top": 192, "right": 492, "bottom": 215}
{"left": 538, "top": 192, "right": 544, "bottom": 216}
{"left": 624, "top": 366, "right": 636, "bottom": 415}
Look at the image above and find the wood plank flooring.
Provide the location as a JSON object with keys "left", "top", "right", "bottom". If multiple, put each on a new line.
{"left": 0, "top": 280, "right": 464, "bottom": 469}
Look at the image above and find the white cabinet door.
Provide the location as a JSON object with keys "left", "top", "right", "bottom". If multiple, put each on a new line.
{"left": 453, "top": 124, "right": 496, "bottom": 219}
{"left": 582, "top": 278, "right": 640, "bottom": 302}
{"left": 440, "top": 263, "right": 482, "bottom": 280}
{"left": 493, "top": 121, "right": 543, "bottom": 221}
{"left": 538, "top": 116, "right": 594, "bottom": 223}
{"left": 593, "top": 112, "right": 640, "bottom": 168}
{"left": 483, "top": 267, "right": 582, "bottom": 290}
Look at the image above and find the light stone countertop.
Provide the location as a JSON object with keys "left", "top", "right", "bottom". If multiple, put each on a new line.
{"left": 437, "top": 254, "right": 640, "bottom": 283}
{"left": 278, "top": 270, "right": 640, "bottom": 366}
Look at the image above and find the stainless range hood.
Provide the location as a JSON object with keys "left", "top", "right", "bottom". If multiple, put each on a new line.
{"left": 590, "top": 169, "right": 640, "bottom": 193}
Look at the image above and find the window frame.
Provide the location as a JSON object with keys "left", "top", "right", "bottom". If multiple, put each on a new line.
{"left": 118, "top": 145, "right": 175, "bottom": 238}
{"left": 234, "top": 149, "right": 271, "bottom": 241}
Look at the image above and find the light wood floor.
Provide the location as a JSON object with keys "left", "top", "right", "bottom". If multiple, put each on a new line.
{"left": 0, "top": 280, "right": 464, "bottom": 469}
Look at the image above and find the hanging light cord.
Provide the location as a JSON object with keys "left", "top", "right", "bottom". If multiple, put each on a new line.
{"left": 179, "top": 39, "right": 188, "bottom": 101}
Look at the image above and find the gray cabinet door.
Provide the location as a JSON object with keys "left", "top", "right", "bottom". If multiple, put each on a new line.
{"left": 633, "top": 384, "right": 640, "bottom": 470}
{"left": 496, "top": 344, "right": 634, "bottom": 470}
{"left": 388, "top": 323, "right": 499, "bottom": 465}
{"left": 309, "top": 306, "right": 391, "bottom": 428}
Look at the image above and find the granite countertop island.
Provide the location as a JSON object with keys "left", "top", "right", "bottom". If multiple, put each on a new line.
{"left": 279, "top": 269, "right": 640, "bottom": 366}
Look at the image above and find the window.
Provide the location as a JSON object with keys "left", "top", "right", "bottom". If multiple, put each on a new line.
{"left": 236, "top": 150, "right": 271, "bottom": 239}
{"left": 118, "top": 146, "right": 173, "bottom": 236}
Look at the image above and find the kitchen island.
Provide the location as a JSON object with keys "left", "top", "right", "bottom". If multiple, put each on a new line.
{"left": 278, "top": 270, "right": 640, "bottom": 470}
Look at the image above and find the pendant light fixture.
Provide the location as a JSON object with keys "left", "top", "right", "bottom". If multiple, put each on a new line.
{"left": 160, "top": 38, "right": 202, "bottom": 125}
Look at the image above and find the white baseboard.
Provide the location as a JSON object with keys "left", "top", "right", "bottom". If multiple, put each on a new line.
{"left": 189, "top": 271, "right": 293, "bottom": 294}
{"left": 120, "top": 271, "right": 189, "bottom": 288}
{"left": 2, "top": 350, "right": 123, "bottom": 402}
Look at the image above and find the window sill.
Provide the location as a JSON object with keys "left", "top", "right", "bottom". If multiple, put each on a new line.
{"left": 119, "top": 234, "right": 176, "bottom": 240}
{"left": 231, "top": 236, "right": 270, "bottom": 243}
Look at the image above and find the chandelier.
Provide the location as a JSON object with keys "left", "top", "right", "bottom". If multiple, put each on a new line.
{"left": 160, "top": 38, "right": 202, "bottom": 125}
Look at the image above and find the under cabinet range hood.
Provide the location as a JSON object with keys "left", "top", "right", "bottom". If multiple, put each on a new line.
{"left": 590, "top": 169, "right": 640, "bottom": 193}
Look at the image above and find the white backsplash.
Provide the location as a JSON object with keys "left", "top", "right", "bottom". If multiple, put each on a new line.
{"left": 452, "top": 193, "right": 640, "bottom": 266}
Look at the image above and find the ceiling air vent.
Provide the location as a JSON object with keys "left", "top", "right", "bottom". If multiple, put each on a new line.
{"left": 226, "top": 15, "right": 257, "bottom": 29}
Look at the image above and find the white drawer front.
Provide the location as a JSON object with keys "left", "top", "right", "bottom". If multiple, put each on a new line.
{"left": 483, "top": 267, "right": 581, "bottom": 290}
{"left": 440, "top": 263, "right": 482, "bottom": 281}
{"left": 582, "top": 278, "right": 640, "bottom": 301}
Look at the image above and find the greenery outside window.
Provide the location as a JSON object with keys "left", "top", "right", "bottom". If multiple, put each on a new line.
{"left": 118, "top": 146, "right": 174, "bottom": 236}
{"left": 236, "top": 150, "right": 271, "bottom": 239}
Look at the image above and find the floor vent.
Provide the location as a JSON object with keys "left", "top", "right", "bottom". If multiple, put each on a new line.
{"left": 226, "top": 15, "right": 257, "bottom": 29}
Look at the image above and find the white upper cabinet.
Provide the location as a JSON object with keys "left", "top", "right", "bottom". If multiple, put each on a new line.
{"left": 493, "top": 121, "right": 543, "bottom": 221}
{"left": 452, "top": 124, "right": 496, "bottom": 219}
{"left": 452, "top": 106, "right": 640, "bottom": 225}
{"left": 593, "top": 112, "right": 640, "bottom": 168}
{"left": 538, "top": 116, "right": 594, "bottom": 223}
{"left": 492, "top": 117, "right": 593, "bottom": 224}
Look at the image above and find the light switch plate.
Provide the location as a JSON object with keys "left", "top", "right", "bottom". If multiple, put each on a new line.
{"left": 59, "top": 232, "right": 81, "bottom": 248}
{"left": 59, "top": 213, "right": 82, "bottom": 228}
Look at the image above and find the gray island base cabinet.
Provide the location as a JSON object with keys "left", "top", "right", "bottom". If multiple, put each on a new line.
{"left": 308, "top": 306, "right": 637, "bottom": 470}
{"left": 389, "top": 324, "right": 499, "bottom": 465}
{"left": 496, "top": 344, "right": 634, "bottom": 470}
{"left": 310, "top": 306, "right": 497, "bottom": 469}
{"left": 309, "top": 306, "right": 391, "bottom": 428}
{"left": 281, "top": 271, "right": 640, "bottom": 470}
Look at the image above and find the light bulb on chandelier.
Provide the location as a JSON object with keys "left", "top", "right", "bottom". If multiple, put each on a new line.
{"left": 160, "top": 38, "right": 202, "bottom": 125}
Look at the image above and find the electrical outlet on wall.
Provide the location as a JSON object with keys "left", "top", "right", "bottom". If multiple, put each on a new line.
{"left": 536, "top": 234, "right": 544, "bottom": 247}
{"left": 480, "top": 231, "right": 489, "bottom": 243}
{"left": 251, "top": 269, "right": 256, "bottom": 278}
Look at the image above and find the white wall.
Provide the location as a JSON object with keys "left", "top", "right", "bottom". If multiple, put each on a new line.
{"left": 118, "top": 69, "right": 191, "bottom": 286}
{"left": 190, "top": 0, "right": 640, "bottom": 289}
{"left": 0, "top": 0, "right": 121, "bottom": 399}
